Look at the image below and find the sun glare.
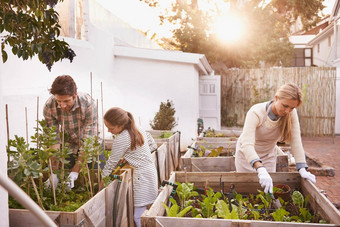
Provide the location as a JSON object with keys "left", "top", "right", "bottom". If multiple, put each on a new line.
{"left": 214, "top": 14, "right": 244, "bottom": 43}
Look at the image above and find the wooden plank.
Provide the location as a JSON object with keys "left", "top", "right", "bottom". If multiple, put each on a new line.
{"left": 301, "top": 179, "right": 340, "bottom": 225}
{"left": 9, "top": 209, "right": 60, "bottom": 227}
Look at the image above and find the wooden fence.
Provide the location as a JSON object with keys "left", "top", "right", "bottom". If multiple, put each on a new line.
{"left": 219, "top": 67, "right": 336, "bottom": 137}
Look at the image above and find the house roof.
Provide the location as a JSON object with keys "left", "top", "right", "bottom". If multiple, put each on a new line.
{"left": 113, "top": 45, "right": 214, "bottom": 75}
{"left": 307, "top": 23, "right": 333, "bottom": 45}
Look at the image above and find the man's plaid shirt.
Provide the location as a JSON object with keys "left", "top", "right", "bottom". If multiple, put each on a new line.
{"left": 43, "top": 92, "right": 98, "bottom": 153}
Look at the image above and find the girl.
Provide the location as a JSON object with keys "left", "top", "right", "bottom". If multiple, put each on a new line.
{"left": 235, "top": 83, "right": 316, "bottom": 194}
{"left": 102, "top": 107, "right": 158, "bottom": 227}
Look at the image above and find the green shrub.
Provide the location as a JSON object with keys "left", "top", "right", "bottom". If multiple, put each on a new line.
{"left": 150, "top": 100, "right": 177, "bottom": 130}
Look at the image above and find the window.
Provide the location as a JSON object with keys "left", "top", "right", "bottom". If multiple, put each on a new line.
{"left": 304, "top": 48, "right": 312, "bottom": 66}
{"left": 56, "top": 0, "right": 86, "bottom": 40}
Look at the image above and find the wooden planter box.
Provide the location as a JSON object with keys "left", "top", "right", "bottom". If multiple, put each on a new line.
{"left": 141, "top": 172, "right": 340, "bottom": 227}
{"left": 197, "top": 128, "right": 242, "bottom": 143}
{"left": 9, "top": 168, "right": 134, "bottom": 227}
{"left": 182, "top": 141, "right": 288, "bottom": 172}
{"left": 147, "top": 130, "right": 181, "bottom": 172}
{"left": 151, "top": 142, "right": 169, "bottom": 186}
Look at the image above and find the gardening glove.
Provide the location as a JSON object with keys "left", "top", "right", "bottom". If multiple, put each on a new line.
{"left": 66, "top": 172, "right": 79, "bottom": 189}
{"left": 256, "top": 167, "right": 273, "bottom": 193}
{"left": 299, "top": 168, "right": 316, "bottom": 184}
{"left": 44, "top": 173, "right": 59, "bottom": 189}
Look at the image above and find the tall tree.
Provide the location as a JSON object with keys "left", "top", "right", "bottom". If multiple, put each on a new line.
{"left": 0, "top": 0, "right": 76, "bottom": 71}
{"left": 140, "top": 0, "right": 325, "bottom": 68}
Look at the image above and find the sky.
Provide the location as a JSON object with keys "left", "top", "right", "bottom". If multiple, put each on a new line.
{"left": 96, "top": 0, "right": 337, "bottom": 39}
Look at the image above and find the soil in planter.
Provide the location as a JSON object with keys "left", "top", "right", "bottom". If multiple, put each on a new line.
{"left": 164, "top": 182, "right": 327, "bottom": 223}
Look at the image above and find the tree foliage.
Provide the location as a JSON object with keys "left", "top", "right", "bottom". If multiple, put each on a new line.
{"left": 140, "top": 0, "right": 325, "bottom": 68}
{"left": 0, "top": 0, "right": 76, "bottom": 71}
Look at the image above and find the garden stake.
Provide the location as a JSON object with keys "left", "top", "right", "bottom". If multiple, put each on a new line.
{"left": 96, "top": 99, "right": 101, "bottom": 192}
{"left": 25, "top": 107, "right": 44, "bottom": 208}
{"left": 48, "top": 159, "right": 57, "bottom": 205}
{"left": 31, "top": 176, "right": 45, "bottom": 210}
{"left": 101, "top": 82, "right": 105, "bottom": 148}
{"left": 61, "top": 117, "right": 66, "bottom": 195}
{"left": 6, "top": 104, "right": 10, "bottom": 166}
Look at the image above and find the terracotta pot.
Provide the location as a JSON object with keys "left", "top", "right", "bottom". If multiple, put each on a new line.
{"left": 273, "top": 184, "right": 291, "bottom": 202}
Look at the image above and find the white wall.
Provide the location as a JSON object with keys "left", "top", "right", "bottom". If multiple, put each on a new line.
{"left": 111, "top": 56, "right": 200, "bottom": 149}
{"left": 0, "top": 55, "right": 9, "bottom": 227}
{"left": 312, "top": 34, "right": 333, "bottom": 66}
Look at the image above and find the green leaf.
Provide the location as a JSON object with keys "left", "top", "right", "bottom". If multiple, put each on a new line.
{"left": 24, "top": 168, "right": 31, "bottom": 176}
{"left": 272, "top": 207, "right": 290, "bottom": 222}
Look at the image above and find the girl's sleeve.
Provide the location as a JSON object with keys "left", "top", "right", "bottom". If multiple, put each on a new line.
{"left": 289, "top": 109, "right": 307, "bottom": 166}
{"left": 102, "top": 131, "right": 130, "bottom": 177}
{"left": 238, "top": 106, "right": 262, "bottom": 164}
{"left": 146, "top": 132, "right": 157, "bottom": 152}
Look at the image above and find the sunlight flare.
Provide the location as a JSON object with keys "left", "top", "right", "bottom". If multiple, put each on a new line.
{"left": 214, "top": 14, "right": 245, "bottom": 43}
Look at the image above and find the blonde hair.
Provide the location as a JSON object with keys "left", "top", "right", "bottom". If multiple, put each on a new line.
{"left": 275, "top": 83, "right": 302, "bottom": 142}
{"left": 104, "top": 107, "right": 144, "bottom": 150}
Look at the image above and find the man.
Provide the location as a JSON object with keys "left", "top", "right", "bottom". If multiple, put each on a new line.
{"left": 43, "top": 75, "right": 99, "bottom": 189}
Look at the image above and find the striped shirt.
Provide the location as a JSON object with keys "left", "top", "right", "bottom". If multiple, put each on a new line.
{"left": 103, "top": 129, "right": 158, "bottom": 206}
{"left": 43, "top": 92, "right": 98, "bottom": 153}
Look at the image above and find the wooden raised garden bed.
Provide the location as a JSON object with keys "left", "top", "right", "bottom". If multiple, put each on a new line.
{"left": 9, "top": 168, "right": 134, "bottom": 227}
{"left": 147, "top": 130, "right": 181, "bottom": 173}
{"left": 141, "top": 172, "right": 340, "bottom": 227}
{"left": 182, "top": 141, "right": 288, "bottom": 172}
{"left": 197, "top": 128, "right": 242, "bottom": 143}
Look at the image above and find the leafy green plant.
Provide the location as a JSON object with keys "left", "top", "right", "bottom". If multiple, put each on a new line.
{"left": 197, "top": 187, "right": 221, "bottom": 218}
{"left": 159, "top": 131, "right": 173, "bottom": 138}
{"left": 272, "top": 207, "right": 290, "bottom": 222}
{"left": 7, "top": 119, "right": 105, "bottom": 212}
{"left": 150, "top": 100, "right": 177, "bottom": 130}
{"left": 175, "top": 182, "right": 199, "bottom": 209}
{"left": 162, "top": 198, "right": 193, "bottom": 217}
{"left": 216, "top": 200, "right": 239, "bottom": 219}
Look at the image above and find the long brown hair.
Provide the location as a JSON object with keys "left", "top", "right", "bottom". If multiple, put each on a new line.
{"left": 104, "top": 107, "right": 144, "bottom": 150}
{"left": 275, "top": 83, "right": 302, "bottom": 142}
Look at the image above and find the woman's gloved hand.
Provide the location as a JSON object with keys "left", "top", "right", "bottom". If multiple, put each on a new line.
{"left": 44, "top": 173, "right": 59, "bottom": 189}
{"left": 66, "top": 172, "right": 79, "bottom": 189}
{"left": 299, "top": 168, "right": 316, "bottom": 184}
{"left": 256, "top": 166, "right": 273, "bottom": 193}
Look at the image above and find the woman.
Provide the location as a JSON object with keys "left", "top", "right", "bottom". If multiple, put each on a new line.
{"left": 101, "top": 107, "right": 158, "bottom": 227}
{"left": 235, "top": 83, "right": 316, "bottom": 194}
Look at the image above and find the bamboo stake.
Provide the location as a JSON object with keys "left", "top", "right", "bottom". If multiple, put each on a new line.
{"left": 101, "top": 82, "right": 105, "bottom": 148}
{"left": 6, "top": 104, "right": 10, "bottom": 165}
{"left": 97, "top": 99, "right": 101, "bottom": 192}
{"left": 36, "top": 97, "right": 39, "bottom": 149}
{"left": 90, "top": 72, "right": 94, "bottom": 192}
{"left": 25, "top": 107, "right": 28, "bottom": 144}
{"left": 61, "top": 117, "right": 65, "bottom": 195}
{"left": 86, "top": 165, "right": 94, "bottom": 197}
{"left": 49, "top": 159, "right": 57, "bottom": 205}
{"left": 31, "top": 176, "right": 45, "bottom": 210}
{"left": 36, "top": 97, "right": 43, "bottom": 199}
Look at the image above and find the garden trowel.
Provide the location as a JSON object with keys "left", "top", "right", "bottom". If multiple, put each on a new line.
{"left": 269, "top": 192, "right": 282, "bottom": 209}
